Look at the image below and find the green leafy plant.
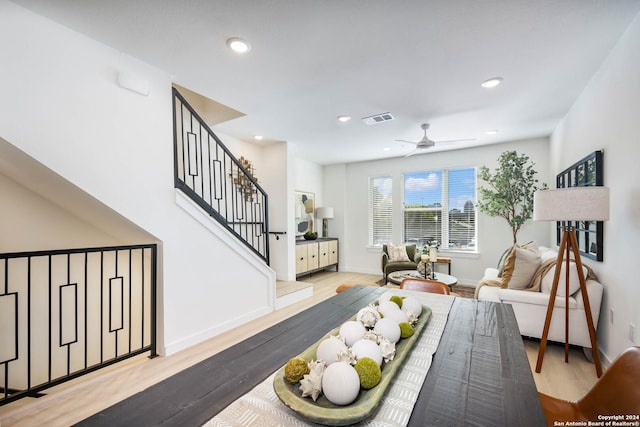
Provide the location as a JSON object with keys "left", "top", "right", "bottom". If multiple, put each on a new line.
{"left": 477, "top": 151, "right": 547, "bottom": 244}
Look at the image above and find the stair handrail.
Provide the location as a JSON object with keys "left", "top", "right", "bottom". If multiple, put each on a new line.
{"left": 172, "top": 88, "right": 269, "bottom": 264}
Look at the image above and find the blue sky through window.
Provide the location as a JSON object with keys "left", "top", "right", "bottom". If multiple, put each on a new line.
{"left": 404, "top": 171, "right": 442, "bottom": 206}
{"left": 404, "top": 168, "right": 476, "bottom": 210}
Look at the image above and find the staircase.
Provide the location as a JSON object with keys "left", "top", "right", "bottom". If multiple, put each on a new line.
{"left": 172, "top": 88, "right": 270, "bottom": 264}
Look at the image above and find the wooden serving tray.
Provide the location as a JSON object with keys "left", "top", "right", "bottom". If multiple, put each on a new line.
{"left": 273, "top": 305, "right": 432, "bottom": 426}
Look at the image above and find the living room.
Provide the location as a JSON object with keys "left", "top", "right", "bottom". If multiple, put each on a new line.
{"left": 1, "top": 1, "right": 639, "bottom": 424}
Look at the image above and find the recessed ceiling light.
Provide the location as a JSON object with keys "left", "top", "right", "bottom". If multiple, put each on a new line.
{"left": 254, "top": 135, "right": 264, "bottom": 140}
{"left": 226, "top": 37, "right": 251, "bottom": 53}
{"left": 337, "top": 115, "right": 351, "bottom": 122}
{"left": 481, "top": 77, "right": 503, "bottom": 88}
{"left": 383, "top": 147, "right": 391, "bottom": 151}
{"left": 484, "top": 129, "right": 499, "bottom": 135}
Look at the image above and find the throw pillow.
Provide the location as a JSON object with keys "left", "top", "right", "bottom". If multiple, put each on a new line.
{"left": 538, "top": 246, "right": 558, "bottom": 263}
{"left": 497, "top": 241, "right": 537, "bottom": 277}
{"left": 496, "top": 247, "right": 512, "bottom": 277}
{"left": 521, "top": 240, "right": 538, "bottom": 254}
{"left": 540, "top": 262, "right": 588, "bottom": 296}
{"left": 387, "top": 243, "right": 411, "bottom": 262}
{"left": 501, "top": 245, "right": 541, "bottom": 290}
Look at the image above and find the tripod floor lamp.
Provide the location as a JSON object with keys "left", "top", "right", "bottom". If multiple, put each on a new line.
{"left": 533, "top": 186, "right": 609, "bottom": 378}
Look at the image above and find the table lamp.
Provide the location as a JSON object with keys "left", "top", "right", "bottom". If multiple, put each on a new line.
{"left": 533, "top": 186, "right": 609, "bottom": 377}
{"left": 316, "top": 207, "right": 334, "bottom": 238}
{"left": 429, "top": 246, "right": 438, "bottom": 280}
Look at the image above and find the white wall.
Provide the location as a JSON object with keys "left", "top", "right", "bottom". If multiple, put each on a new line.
{"left": 550, "top": 12, "right": 640, "bottom": 362}
{"left": 324, "top": 138, "right": 551, "bottom": 285}
{"left": 0, "top": 1, "right": 274, "bottom": 355}
{"left": 0, "top": 172, "right": 121, "bottom": 251}
{"left": 259, "top": 142, "right": 293, "bottom": 280}
{"left": 294, "top": 156, "right": 325, "bottom": 211}
{"left": 323, "top": 164, "right": 348, "bottom": 268}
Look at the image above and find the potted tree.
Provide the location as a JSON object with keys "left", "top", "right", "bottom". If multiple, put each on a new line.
{"left": 477, "top": 151, "right": 547, "bottom": 244}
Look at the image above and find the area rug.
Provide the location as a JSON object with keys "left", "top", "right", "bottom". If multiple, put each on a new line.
{"left": 376, "top": 278, "right": 476, "bottom": 299}
{"left": 450, "top": 284, "right": 476, "bottom": 299}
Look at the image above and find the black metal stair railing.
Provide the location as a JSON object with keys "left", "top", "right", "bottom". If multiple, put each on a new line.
{"left": 172, "top": 88, "right": 269, "bottom": 264}
{"left": 0, "top": 244, "right": 157, "bottom": 406}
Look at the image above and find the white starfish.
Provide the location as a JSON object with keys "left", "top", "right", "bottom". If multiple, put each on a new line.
{"left": 300, "top": 360, "right": 325, "bottom": 401}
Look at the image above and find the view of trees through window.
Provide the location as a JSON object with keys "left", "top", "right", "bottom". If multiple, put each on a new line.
{"left": 403, "top": 168, "right": 477, "bottom": 251}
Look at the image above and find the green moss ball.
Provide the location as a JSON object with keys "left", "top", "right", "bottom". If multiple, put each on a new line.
{"left": 354, "top": 357, "right": 382, "bottom": 390}
{"left": 284, "top": 357, "right": 310, "bottom": 383}
{"left": 389, "top": 295, "right": 403, "bottom": 308}
{"left": 399, "top": 322, "right": 414, "bottom": 339}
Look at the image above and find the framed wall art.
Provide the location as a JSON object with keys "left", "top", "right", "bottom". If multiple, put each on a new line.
{"left": 556, "top": 150, "right": 604, "bottom": 261}
{"left": 295, "top": 191, "right": 315, "bottom": 236}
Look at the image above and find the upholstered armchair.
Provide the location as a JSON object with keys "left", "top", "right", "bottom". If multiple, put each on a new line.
{"left": 381, "top": 244, "right": 419, "bottom": 280}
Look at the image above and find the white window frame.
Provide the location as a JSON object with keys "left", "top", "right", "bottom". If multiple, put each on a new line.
{"left": 402, "top": 167, "right": 477, "bottom": 252}
{"left": 368, "top": 175, "right": 393, "bottom": 247}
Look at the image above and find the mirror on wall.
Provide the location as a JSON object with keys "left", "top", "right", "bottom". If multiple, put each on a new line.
{"left": 556, "top": 150, "right": 604, "bottom": 261}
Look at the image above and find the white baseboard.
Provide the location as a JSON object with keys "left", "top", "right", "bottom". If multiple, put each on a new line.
{"left": 163, "top": 304, "right": 273, "bottom": 356}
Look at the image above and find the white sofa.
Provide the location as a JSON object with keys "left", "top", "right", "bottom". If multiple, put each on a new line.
{"left": 476, "top": 246, "right": 604, "bottom": 350}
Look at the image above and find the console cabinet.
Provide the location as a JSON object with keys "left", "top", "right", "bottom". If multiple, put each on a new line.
{"left": 296, "top": 238, "right": 338, "bottom": 277}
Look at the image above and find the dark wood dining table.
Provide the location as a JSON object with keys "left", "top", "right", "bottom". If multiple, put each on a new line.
{"left": 78, "top": 285, "right": 546, "bottom": 426}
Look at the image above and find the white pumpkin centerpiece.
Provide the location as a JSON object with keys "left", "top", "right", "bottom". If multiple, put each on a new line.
{"left": 339, "top": 320, "right": 366, "bottom": 346}
{"left": 351, "top": 338, "right": 383, "bottom": 366}
{"left": 316, "top": 336, "right": 347, "bottom": 366}
{"left": 321, "top": 362, "right": 361, "bottom": 406}
{"left": 373, "top": 318, "right": 401, "bottom": 343}
{"left": 401, "top": 296, "right": 423, "bottom": 318}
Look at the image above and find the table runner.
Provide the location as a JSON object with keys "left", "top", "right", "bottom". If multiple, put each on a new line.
{"left": 204, "top": 291, "right": 455, "bottom": 427}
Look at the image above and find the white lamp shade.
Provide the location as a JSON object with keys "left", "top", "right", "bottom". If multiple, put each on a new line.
{"left": 316, "top": 207, "right": 334, "bottom": 219}
{"left": 533, "top": 187, "right": 609, "bottom": 221}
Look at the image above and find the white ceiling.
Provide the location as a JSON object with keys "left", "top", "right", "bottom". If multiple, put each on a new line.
{"left": 11, "top": 0, "right": 640, "bottom": 165}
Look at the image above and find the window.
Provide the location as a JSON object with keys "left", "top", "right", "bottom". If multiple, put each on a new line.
{"left": 368, "top": 176, "right": 392, "bottom": 246}
{"left": 403, "top": 168, "right": 476, "bottom": 251}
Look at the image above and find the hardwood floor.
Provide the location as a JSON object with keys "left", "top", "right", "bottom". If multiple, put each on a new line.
{"left": 0, "top": 271, "right": 600, "bottom": 426}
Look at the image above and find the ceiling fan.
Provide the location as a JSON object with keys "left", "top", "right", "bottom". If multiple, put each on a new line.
{"left": 396, "top": 123, "right": 475, "bottom": 157}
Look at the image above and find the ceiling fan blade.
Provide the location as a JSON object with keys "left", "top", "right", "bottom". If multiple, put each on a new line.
{"left": 404, "top": 148, "right": 419, "bottom": 157}
{"left": 395, "top": 139, "right": 419, "bottom": 145}
{"left": 437, "top": 138, "right": 477, "bottom": 143}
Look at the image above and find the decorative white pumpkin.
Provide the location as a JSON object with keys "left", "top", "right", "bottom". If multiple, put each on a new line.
{"left": 378, "top": 301, "right": 403, "bottom": 318}
{"left": 373, "top": 318, "right": 401, "bottom": 343}
{"left": 378, "top": 301, "right": 409, "bottom": 325}
{"left": 401, "top": 297, "right": 423, "bottom": 317}
{"left": 351, "top": 339, "right": 383, "bottom": 366}
{"left": 339, "top": 320, "right": 366, "bottom": 346}
{"left": 316, "top": 336, "right": 347, "bottom": 366}
{"left": 386, "top": 308, "right": 410, "bottom": 325}
{"left": 377, "top": 291, "right": 396, "bottom": 304}
{"left": 321, "top": 362, "right": 361, "bottom": 405}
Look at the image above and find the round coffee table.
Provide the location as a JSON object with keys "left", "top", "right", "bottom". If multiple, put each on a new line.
{"left": 387, "top": 270, "right": 458, "bottom": 290}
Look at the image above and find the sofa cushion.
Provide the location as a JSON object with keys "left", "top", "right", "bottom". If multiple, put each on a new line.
{"left": 501, "top": 245, "right": 541, "bottom": 290}
{"left": 540, "top": 261, "right": 589, "bottom": 296}
{"left": 387, "top": 243, "right": 411, "bottom": 262}
{"left": 538, "top": 246, "right": 558, "bottom": 263}
{"left": 498, "top": 288, "right": 578, "bottom": 309}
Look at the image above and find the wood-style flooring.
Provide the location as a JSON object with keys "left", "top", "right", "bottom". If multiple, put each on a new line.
{"left": 0, "top": 271, "right": 601, "bottom": 426}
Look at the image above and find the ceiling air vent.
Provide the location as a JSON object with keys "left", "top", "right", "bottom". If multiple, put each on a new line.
{"left": 362, "top": 112, "right": 395, "bottom": 125}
